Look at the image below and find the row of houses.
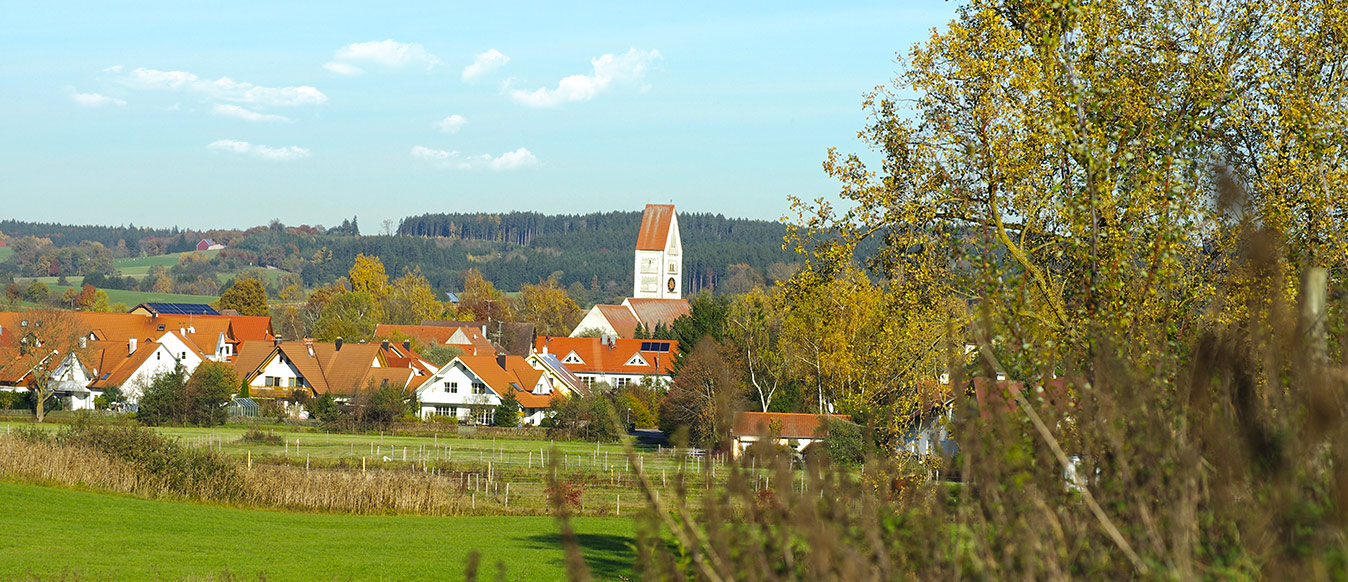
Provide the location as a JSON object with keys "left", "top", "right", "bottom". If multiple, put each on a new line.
{"left": 0, "top": 303, "right": 681, "bottom": 426}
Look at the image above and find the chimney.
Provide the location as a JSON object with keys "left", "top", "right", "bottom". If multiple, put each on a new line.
{"left": 78, "top": 336, "right": 87, "bottom": 349}
{"left": 402, "top": 340, "right": 411, "bottom": 351}
{"left": 542, "top": 346, "right": 548, "bottom": 355}
{"left": 335, "top": 337, "right": 343, "bottom": 351}
{"left": 180, "top": 327, "right": 186, "bottom": 336}
{"left": 497, "top": 355, "right": 507, "bottom": 370}
{"left": 274, "top": 338, "right": 282, "bottom": 347}
{"left": 128, "top": 337, "right": 137, "bottom": 355}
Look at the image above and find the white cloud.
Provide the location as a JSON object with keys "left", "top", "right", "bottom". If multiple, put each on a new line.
{"left": 212, "top": 104, "right": 292, "bottom": 123}
{"left": 462, "top": 49, "right": 509, "bottom": 82}
{"left": 434, "top": 114, "right": 468, "bottom": 133}
{"left": 507, "top": 48, "right": 660, "bottom": 107}
{"left": 101, "top": 65, "right": 124, "bottom": 73}
{"left": 71, "top": 91, "right": 126, "bottom": 107}
{"left": 322, "top": 61, "right": 363, "bottom": 76}
{"left": 331, "top": 39, "right": 441, "bottom": 70}
{"left": 208, "top": 139, "right": 311, "bottom": 160}
{"left": 411, "top": 145, "right": 537, "bottom": 170}
{"left": 122, "top": 67, "right": 327, "bottom": 107}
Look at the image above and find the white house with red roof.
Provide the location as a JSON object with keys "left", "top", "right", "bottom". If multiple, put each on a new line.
{"left": 415, "top": 355, "right": 566, "bottom": 425}
{"left": 534, "top": 335, "right": 678, "bottom": 389}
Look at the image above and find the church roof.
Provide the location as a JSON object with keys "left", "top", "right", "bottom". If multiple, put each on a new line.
{"left": 623, "top": 298, "right": 690, "bottom": 329}
{"left": 635, "top": 204, "right": 676, "bottom": 251}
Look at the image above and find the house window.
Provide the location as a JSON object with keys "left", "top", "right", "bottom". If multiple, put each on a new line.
{"left": 562, "top": 352, "right": 584, "bottom": 365}
{"left": 472, "top": 382, "right": 487, "bottom": 395}
{"left": 444, "top": 381, "right": 458, "bottom": 394}
{"left": 434, "top": 405, "right": 457, "bottom": 417}
{"left": 287, "top": 377, "right": 297, "bottom": 388}
{"left": 156, "top": 352, "right": 161, "bottom": 361}
{"left": 668, "top": 262, "right": 678, "bottom": 274}
{"left": 475, "top": 408, "right": 494, "bottom": 425}
{"left": 581, "top": 376, "right": 594, "bottom": 387}
{"left": 614, "top": 377, "right": 633, "bottom": 389}
{"left": 265, "top": 376, "right": 280, "bottom": 387}
{"left": 624, "top": 354, "right": 648, "bottom": 367}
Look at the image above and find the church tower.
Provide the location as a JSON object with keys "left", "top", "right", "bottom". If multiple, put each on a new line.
{"left": 633, "top": 204, "right": 681, "bottom": 299}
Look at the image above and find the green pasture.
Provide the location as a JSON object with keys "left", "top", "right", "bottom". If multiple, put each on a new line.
{"left": 0, "top": 421, "right": 744, "bottom": 515}
{"left": 0, "top": 246, "right": 12, "bottom": 262}
{"left": 0, "top": 480, "right": 635, "bottom": 581}
{"left": 27, "top": 284, "right": 218, "bottom": 306}
{"left": 113, "top": 249, "right": 220, "bottom": 274}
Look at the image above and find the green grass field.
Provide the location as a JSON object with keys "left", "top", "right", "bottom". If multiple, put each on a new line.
{"left": 0, "top": 480, "right": 634, "bottom": 581}
{"left": 0, "top": 246, "right": 12, "bottom": 262}
{"left": 0, "top": 421, "right": 735, "bottom": 516}
{"left": 30, "top": 284, "right": 218, "bottom": 306}
{"left": 113, "top": 249, "right": 220, "bottom": 274}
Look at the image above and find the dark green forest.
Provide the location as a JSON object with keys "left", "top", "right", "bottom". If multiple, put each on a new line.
{"left": 0, "top": 211, "right": 807, "bottom": 297}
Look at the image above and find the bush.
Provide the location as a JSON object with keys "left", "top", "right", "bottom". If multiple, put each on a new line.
{"left": 139, "top": 362, "right": 235, "bottom": 426}
{"left": 493, "top": 392, "right": 521, "bottom": 427}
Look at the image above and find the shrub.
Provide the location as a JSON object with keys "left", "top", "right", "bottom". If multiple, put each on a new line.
{"left": 493, "top": 392, "right": 521, "bottom": 427}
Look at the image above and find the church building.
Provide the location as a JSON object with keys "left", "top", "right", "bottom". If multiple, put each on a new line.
{"left": 569, "top": 204, "right": 691, "bottom": 339}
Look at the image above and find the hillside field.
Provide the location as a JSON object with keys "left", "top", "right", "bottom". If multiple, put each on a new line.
{"left": 0, "top": 480, "right": 635, "bottom": 581}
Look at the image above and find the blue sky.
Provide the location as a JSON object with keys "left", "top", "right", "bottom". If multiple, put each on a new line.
{"left": 0, "top": 1, "right": 955, "bottom": 230}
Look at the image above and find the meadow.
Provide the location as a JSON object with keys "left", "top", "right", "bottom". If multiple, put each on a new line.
{"left": 0, "top": 480, "right": 634, "bottom": 581}
{"left": 0, "top": 421, "right": 745, "bottom": 517}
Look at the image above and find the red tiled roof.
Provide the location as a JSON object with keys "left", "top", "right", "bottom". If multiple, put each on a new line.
{"left": 456, "top": 355, "right": 559, "bottom": 409}
{"left": 731, "top": 412, "right": 852, "bottom": 439}
{"left": 376, "top": 323, "right": 496, "bottom": 356}
{"left": 533, "top": 336, "right": 677, "bottom": 376}
{"left": 635, "top": 204, "right": 675, "bottom": 251}
{"left": 88, "top": 341, "right": 162, "bottom": 388}
{"left": 596, "top": 305, "right": 640, "bottom": 338}
{"left": 971, "top": 377, "right": 1081, "bottom": 419}
{"left": 624, "top": 298, "right": 690, "bottom": 329}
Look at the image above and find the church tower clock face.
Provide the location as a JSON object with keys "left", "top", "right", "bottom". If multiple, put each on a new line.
{"left": 667, "top": 277, "right": 677, "bottom": 292}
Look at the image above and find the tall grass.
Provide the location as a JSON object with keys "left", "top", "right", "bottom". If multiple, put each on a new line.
{"left": 596, "top": 251, "right": 1348, "bottom": 579}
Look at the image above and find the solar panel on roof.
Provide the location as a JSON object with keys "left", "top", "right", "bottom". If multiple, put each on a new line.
{"left": 144, "top": 303, "right": 219, "bottom": 315}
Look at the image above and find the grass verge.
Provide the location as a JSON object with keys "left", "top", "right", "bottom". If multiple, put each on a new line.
{"left": 0, "top": 480, "right": 634, "bottom": 581}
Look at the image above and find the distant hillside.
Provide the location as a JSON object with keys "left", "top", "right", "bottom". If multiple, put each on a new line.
{"left": 397, "top": 211, "right": 798, "bottom": 293}
{"left": 0, "top": 211, "right": 806, "bottom": 296}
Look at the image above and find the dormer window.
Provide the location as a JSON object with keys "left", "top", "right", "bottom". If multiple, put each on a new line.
{"left": 625, "top": 353, "right": 649, "bottom": 367}
{"left": 561, "top": 351, "right": 584, "bottom": 365}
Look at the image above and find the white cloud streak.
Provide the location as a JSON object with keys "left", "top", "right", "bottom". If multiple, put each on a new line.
{"left": 331, "top": 40, "right": 441, "bottom": 71}
{"left": 461, "top": 49, "right": 509, "bottom": 82}
{"left": 209, "top": 139, "right": 311, "bottom": 160}
{"left": 322, "top": 61, "right": 363, "bottom": 76}
{"left": 122, "top": 67, "right": 327, "bottom": 107}
{"left": 212, "top": 104, "right": 292, "bottom": 123}
{"left": 434, "top": 114, "right": 468, "bottom": 133}
{"left": 411, "top": 145, "right": 537, "bottom": 170}
{"left": 507, "top": 48, "right": 660, "bottom": 107}
{"left": 71, "top": 92, "right": 126, "bottom": 107}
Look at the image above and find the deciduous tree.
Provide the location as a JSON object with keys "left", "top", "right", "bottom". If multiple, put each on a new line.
{"left": 217, "top": 278, "right": 269, "bottom": 317}
{"left": 0, "top": 310, "right": 92, "bottom": 422}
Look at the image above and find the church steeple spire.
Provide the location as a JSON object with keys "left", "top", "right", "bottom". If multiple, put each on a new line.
{"left": 633, "top": 204, "right": 681, "bottom": 299}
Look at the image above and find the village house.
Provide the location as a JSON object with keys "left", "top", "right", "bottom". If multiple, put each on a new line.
{"left": 196, "top": 238, "right": 225, "bottom": 251}
{"left": 415, "top": 354, "right": 581, "bottom": 425}
{"left": 230, "top": 338, "right": 435, "bottom": 403}
{"left": 532, "top": 335, "right": 677, "bottom": 389}
{"left": 0, "top": 310, "right": 273, "bottom": 409}
{"left": 729, "top": 411, "right": 853, "bottom": 459}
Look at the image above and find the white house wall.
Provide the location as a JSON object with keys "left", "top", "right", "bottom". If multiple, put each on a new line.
{"left": 249, "top": 354, "right": 311, "bottom": 390}
{"left": 122, "top": 345, "right": 191, "bottom": 401}
{"left": 416, "top": 361, "right": 501, "bottom": 421}
{"left": 570, "top": 307, "right": 619, "bottom": 338}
